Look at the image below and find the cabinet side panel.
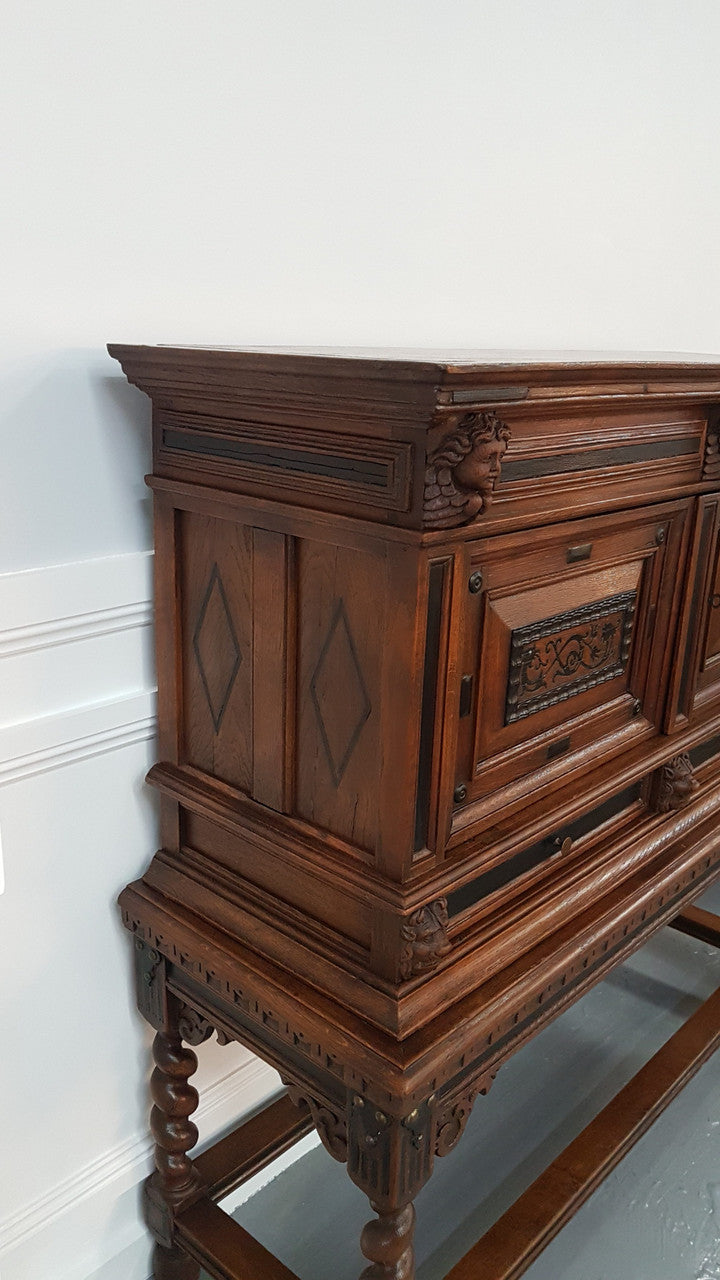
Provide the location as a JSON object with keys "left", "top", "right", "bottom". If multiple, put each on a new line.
{"left": 178, "top": 510, "right": 254, "bottom": 792}
{"left": 295, "top": 539, "right": 385, "bottom": 854}
{"left": 252, "top": 528, "right": 294, "bottom": 812}
{"left": 153, "top": 494, "right": 183, "bottom": 851}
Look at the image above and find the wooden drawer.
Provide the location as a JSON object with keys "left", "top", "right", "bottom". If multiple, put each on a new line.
{"left": 447, "top": 779, "right": 644, "bottom": 923}
{"left": 451, "top": 499, "right": 691, "bottom": 827}
{"left": 445, "top": 404, "right": 708, "bottom": 535}
{"left": 430, "top": 748, "right": 720, "bottom": 1019}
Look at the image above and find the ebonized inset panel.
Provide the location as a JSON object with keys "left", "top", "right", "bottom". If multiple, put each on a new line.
{"left": 163, "top": 428, "right": 389, "bottom": 487}
{"left": 156, "top": 411, "right": 413, "bottom": 513}
{"left": 414, "top": 562, "right": 447, "bottom": 851}
{"left": 502, "top": 437, "right": 698, "bottom": 483}
{"left": 689, "top": 734, "right": 720, "bottom": 770}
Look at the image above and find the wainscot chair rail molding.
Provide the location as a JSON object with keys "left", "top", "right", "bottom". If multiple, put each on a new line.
{"left": 109, "top": 344, "right": 720, "bottom": 1280}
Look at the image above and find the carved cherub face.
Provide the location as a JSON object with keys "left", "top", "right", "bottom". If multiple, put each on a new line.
{"left": 423, "top": 412, "right": 511, "bottom": 529}
{"left": 453, "top": 433, "right": 508, "bottom": 501}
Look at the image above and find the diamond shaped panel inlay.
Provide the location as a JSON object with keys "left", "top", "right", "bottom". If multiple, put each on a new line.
{"left": 193, "top": 564, "right": 242, "bottom": 733}
{"left": 310, "top": 598, "right": 371, "bottom": 787}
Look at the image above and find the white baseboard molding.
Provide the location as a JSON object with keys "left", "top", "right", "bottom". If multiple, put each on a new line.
{"left": 0, "top": 598, "right": 152, "bottom": 659}
{"left": 0, "top": 551, "right": 153, "bottom": 658}
{"left": 0, "top": 1055, "right": 291, "bottom": 1280}
{"left": 0, "top": 691, "right": 157, "bottom": 786}
{"left": 0, "top": 550, "right": 156, "bottom": 729}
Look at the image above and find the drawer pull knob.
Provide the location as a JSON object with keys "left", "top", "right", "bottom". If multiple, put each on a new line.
{"left": 710, "top": 594, "right": 720, "bottom": 609}
{"left": 554, "top": 836, "right": 573, "bottom": 856}
{"left": 468, "top": 571, "right": 483, "bottom": 594}
{"left": 567, "top": 543, "right": 592, "bottom": 563}
{"left": 655, "top": 526, "right": 666, "bottom": 545}
{"left": 454, "top": 783, "right": 468, "bottom": 804}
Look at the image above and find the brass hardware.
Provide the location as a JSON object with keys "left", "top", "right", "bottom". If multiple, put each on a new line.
{"left": 468, "top": 571, "right": 483, "bottom": 594}
{"left": 459, "top": 675, "right": 474, "bottom": 718}
{"left": 567, "top": 543, "right": 592, "bottom": 563}
{"left": 655, "top": 527, "right": 666, "bottom": 545}
{"left": 553, "top": 836, "right": 573, "bottom": 856}
{"left": 454, "top": 784, "right": 468, "bottom": 804}
{"left": 632, "top": 698, "right": 642, "bottom": 716}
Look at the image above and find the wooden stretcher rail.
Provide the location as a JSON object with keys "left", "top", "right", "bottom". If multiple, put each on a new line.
{"left": 193, "top": 1093, "right": 315, "bottom": 1200}
{"left": 445, "top": 980, "right": 720, "bottom": 1280}
{"left": 177, "top": 1198, "right": 303, "bottom": 1280}
{"left": 668, "top": 904, "right": 720, "bottom": 949}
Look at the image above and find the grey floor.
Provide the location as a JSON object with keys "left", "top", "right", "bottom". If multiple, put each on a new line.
{"left": 205, "top": 882, "right": 720, "bottom": 1280}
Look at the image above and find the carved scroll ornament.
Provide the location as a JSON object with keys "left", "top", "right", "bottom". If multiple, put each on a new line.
{"left": 434, "top": 1071, "right": 496, "bottom": 1157}
{"left": 177, "top": 1002, "right": 232, "bottom": 1046}
{"left": 505, "top": 592, "right": 636, "bottom": 724}
{"left": 400, "top": 900, "right": 451, "bottom": 981}
{"left": 423, "top": 412, "right": 510, "bottom": 529}
{"left": 284, "top": 1080, "right": 348, "bottom": 1162}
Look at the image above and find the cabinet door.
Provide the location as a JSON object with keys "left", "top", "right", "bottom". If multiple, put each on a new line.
{"left": 670, "top": 494, "right": 720, "bottom": 723}
{"left": 452, "top": 501, "right": 690, "bottom": 817}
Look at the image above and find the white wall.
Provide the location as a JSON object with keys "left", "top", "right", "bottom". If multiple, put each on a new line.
{"left": 0, "top": 3, "right": 719, "bottom": 1278}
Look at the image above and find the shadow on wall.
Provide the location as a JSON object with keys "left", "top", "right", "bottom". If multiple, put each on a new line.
{"left": 0, "top": 346, "right": 152, "bottom": 573}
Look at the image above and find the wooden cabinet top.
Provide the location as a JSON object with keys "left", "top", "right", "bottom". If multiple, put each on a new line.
{"left": 109, "top": 344, "right": 720, "bottom": 408}
{"left": 109, "top": 344, "right": 720, "bottom": 538}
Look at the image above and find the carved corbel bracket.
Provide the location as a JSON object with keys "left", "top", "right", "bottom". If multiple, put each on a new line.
{"left": 283, "top": 1080, "right": 349, "bottom": 1163}
{"left": 648, "top": 753, "right": 699, "bottom": 814}
{"left": 400, "top": 899, "right": 452, "bottom": 981}
{"left": 423, "top": 411, "right": 511, "bottom": 529}
{"left": 175, "top": 1003, "right": 230, "bottom": 1044}
{"left": 433, "top": 1069, "right": 496, "bottom": 1157}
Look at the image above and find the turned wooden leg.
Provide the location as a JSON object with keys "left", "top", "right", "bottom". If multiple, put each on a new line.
{"left": 146, "top": 1029, "right": 201, "bottom": 1280}
{"left": 151, "top": 1241, "right": 199, "bottom": 1280}
{"left": 360, "top": 1202, "right": 416, "bottom": 1280}
{"left": 346, "top": 1093, "right": 433, "bottom": 1280}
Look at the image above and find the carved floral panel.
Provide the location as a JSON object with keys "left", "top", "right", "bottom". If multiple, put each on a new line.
{"left": 505, "top": 591, "right": 637, "bottom": 724}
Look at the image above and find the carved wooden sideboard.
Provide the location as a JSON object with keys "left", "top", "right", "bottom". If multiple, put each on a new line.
{"left": 110, "top": 346, "right": 720, "bottom": 1280}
